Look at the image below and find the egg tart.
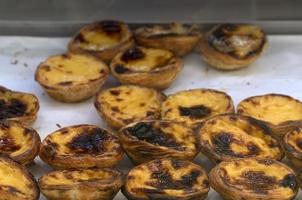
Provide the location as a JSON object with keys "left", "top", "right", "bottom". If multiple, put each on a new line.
{"left": 135, "top": 23, "right": 202, "bottom": 56}
{"left": 110, "top": 46, "right": 183, "bottom": 89}
{"left": 0, "top": 120, "right": 40, "bottom": 165}
{"left": 284, "top": 126, "right": 302, "bottom": 170}
{"left": 237, "top": 94, "right": 302, "bottom": 140}
{"left": 68, "top": 20, "right": 134, "bottom": 63}
{"left": 119, "top": 120, "right": 199, "bottom": 164}
{"left": 123, "top": 158, "right": 210, "bottom": 200}
{"left": 39, "top": 124, "right": 123, "bottom": 169}
{"left": 210, "top": 158, "right": 298, "bottom": 200}
{"left": 0, "top": 86, "right": 39, "bottom": 125}
{"left": 161, "top": 88, "right": 234, "bottom": 125}
{"left": 95, "top": 85, "right": 165, "bottom": 129}
{"left": 199, "top": 24, "right": 267, "bottom": 70}
{"left": 198, "top": 114, "right": 283, "bottom": 164}
{"left": 0, "top": 156, "right": 39, "bottom": 200}
{"left": 39, "top": 168, "right": 123, "bottom": 200}
{"left": 35, "top": 53, "right": 109, "bottom": 103}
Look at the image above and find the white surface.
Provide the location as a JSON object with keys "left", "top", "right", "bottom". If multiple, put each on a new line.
{"left": 0, "top": 35, "right": 301, "bottom": 199}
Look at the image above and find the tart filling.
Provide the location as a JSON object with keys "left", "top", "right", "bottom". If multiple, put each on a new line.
{"left": 119, "top": 120, "right": 199, "bottom": 164}
{"left": 161, "top": 89, "right": 234, "bottom": 124}
{"left": 0, "top": 86, "right": 39, "bottom": 124}
{"left": 238, "top": 94, "right": 302, "bottom": 126}
{"left": 110, "top": 46, "right": 183, "bottom": 89}
{"left": 68, "top": 20, "right": 134, "bottom": 62}
{"left": 39, "top": 168, "right": 123, "bottom": 200}
{"left": 35, "top": 53, "right": 109, "bottom": 102}
{"left": 0, "top": 120, "right": 40, "bottom": 165}
{"left": 123, "top": 159, "right": 210, "bottom": 200}
{"left": 39, "top": 124, "right": 123, "bottom": 169}
{"left": 0, "top": 156, "right": 39, "bottom": 200}
{"left": 199, "top": 24, "right": 267, "bottom": 70}
{"left": 210, "top": 158, "right": 298, "bottom": 200}
{"left": 238, "top": 94, "right": 302, "bottom": 139}
{"left": 95, "top": 85, "right": 165, "bottom": 129}
{"left": 198, "top": 114, "right": 283, "bottom": 163}
{"left": 207, "top": 24, "right": 266, "bottom": 60}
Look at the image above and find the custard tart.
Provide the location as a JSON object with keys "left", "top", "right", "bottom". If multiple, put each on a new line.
{"left": 0, "top": 86, "right": 39, "bottom": 125}
{"left": 35, "top": 53, "right": 109, "bottom": 103}
{"left": 39, "top": 168, "right": 123, "bottom": 200}
{"left": 0, "top": 156, "right": 39, "bottom": 200}
{"left": 284, "top": 126, "right": 302, "bottom": 170}
{"left": 110, "top": 46, "right": 183, "bottom": 89}
{"left": 210, "top": 158, "right": 298, "bottom": 200}
{"left": 198, "top": 114, "right": 283, "bottom": 164}
{"left": 95, "top": 85, "right": 165, "bottom": 129}
{"left": 199, "top": 24, "right": 267, "bottom": 70}
{"left": 0, "top": 120, "right": 40, "bottom": 165}
{"left": 119, "top": 120, "right": 199, "bottom": 164}
{"left": 39, "top": 124, "right": 123, "bottom": 169}
{"left": 135, "top": 23, "right": 202, "bottom": 56}
{"left": 161, "top": 88, "right": 234, "bottom": 125}
{"left": 68, "top": 20, "right": 134, "bottom": 63}
{"left": 123, "top": 158, "right": 210, "bottom": 200}
{"left": 237, "top": 94, "right": 302, "bottom": 140}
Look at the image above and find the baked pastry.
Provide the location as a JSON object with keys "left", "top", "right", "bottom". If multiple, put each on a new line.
{"left": 39, "top": 124, "right": 123, "bottom": 169}
{"left": 123, "top": 158, "right": 210, "bottom": 200}
{"left": 284, "top": 126, "right": 302, "bottom": 170}
{"left": 237, "top": 94, "right": 302, "bottom": 140}
{"left": 199, "top": 24, "right": 267, "bottom": 70}
{"left": 198, "top": 114, "right": 283, "bottom": 164}
{"left": 0, "top": 120, "right": 40, "bottom": 165}
{"left": 39, "top": 168, "right": 123, "bottom": 200}
{"left": 119, "top": 120, "right": 199, "bottom": 164}
{"left": 110, "top": 46, "right": 183, "bottom": 89}
{"left": 135, "top": 23, "right": 202, "bottom": 56}
{"left": 161, "top": 88, "right": 234, "bottom": 125}
{"left": 210, "top": 158, "right": 298, "bottom": 200}
{"left": 95, "top": 85, "right": 165, "bottom": 129}
{"left": 68, "top": 20, "right": 134, "bottom": 63}
{"left": 0, "top": 156, "right": 39, "bottom": 200}
{"left": 35, "top": 53, "right": 109, "bottom": 103}
{"left": 0, "top": 86, "right": 39, "bottom": 125}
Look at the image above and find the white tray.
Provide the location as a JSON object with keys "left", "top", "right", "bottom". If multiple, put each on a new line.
{"left": 0, "top": 35, "right": 301, "bottom": 199}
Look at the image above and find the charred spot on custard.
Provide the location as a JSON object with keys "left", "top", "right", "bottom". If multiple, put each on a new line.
{"left": 126, "top": 122, "right": 182, "bottom": 150}
{"left": 241, "top": 171, "right": 277, "bottom": 194}
{"left": 98, "top": 20, "right": 121, "bottom": 34}
{"left": 148, "top": 169, "right": 201, "bottom": 189}
{"left": 68, "top": 128, "right": 108, "bottom": 154}
{"left": 280, "top": 174, "right": 297, "bottom": 190}
{"left": 114, "top": 64, "right": 130, "bottom": 74}
{"left": 179, "top": 105, "right": 211, "bottom": 119}
{"left": 74, "top": 33, "right": 86, "bottom": 43}
{"left": 121, "top": 47, "right": 145, "bottom": 62}
{"left": 212, "top": 132, "right": 233, "bottom": 155}
{"left": 296, "top": 138, "right": 302, "bottom": 150}
{"left": 0, "top": 137, "right": 21, "bottom": 153}
{"left": 0, "top": 99, "right": 27, "bottom": 120}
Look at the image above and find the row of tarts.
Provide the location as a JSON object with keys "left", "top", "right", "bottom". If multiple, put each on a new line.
{"left": 33, "top": 20, "right": 268, "bottom": 103}
{"left": 1, "top": 84, "right": 302, "bottom": 199}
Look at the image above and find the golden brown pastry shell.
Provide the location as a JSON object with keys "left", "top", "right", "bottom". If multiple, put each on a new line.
{"left": 39, "top": 168, "right": 123, "bottom": 200}
{"left": 210, "top": 158, "right": 298, "bottom": 200}
{"left": 118, "top": 120, "right": 199, "bottom": 165}
{"left": 39, "top": 124, "right": 124, "bottom": 169}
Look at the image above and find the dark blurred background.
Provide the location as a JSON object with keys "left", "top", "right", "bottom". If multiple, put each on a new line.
{"left": 1, "top": 0, "right": 301, "bottom": 35}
